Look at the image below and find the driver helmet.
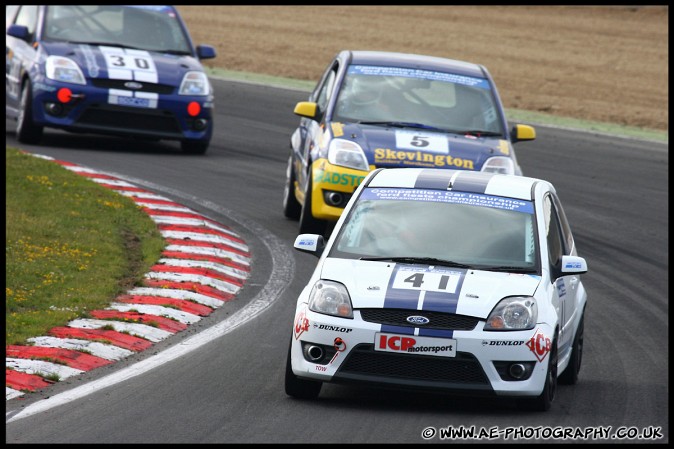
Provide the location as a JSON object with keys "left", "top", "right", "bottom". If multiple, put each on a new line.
{"left": 349, "top": 75, "right": 383, "bottom": 106}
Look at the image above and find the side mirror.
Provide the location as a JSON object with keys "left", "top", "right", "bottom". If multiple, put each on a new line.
{"left": 7, "top": 24, "right": 30, "bottom": 41}
{"left": 294, "top": 233, "right": 326, "bottom": 257}
{"left": 511, "top": 124, "right": 536, "bottom": 143}
{"left": 294, "top": 101, "right": 318, "bottom": 119}
{"left": 196, "top": 44, "right": 216, "bottom": 60}
{"left": 560, "top": 255, "right": 588, "bottom": 275}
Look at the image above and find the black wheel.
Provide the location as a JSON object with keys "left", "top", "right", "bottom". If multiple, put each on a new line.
{"left": 282, "top": 154, "right": 301, "bottom": 220}
{"left": 559, "top": 313, "right": 584, "bottom": 385}
{"left": 181, "top": 140, "right": 209, "bottom": 154}
{"left": 298, "top": 173, "right": 327, "bottom": 235}
{"left": 520, "top": 337, "right": 558, "bottom": 412}
{"left": 285, "top": 338, "right": 322, "bottom": 399}
{"left": 16, "top": 80, "right": 43, "bottom": 144}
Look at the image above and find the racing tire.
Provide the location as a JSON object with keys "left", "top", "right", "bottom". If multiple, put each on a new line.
{"left": 520, "top": 336, "right": 558, "bottom": 412}
{"left": 16, "top": 80, "right": 44, "bottom": 145}
{"left": 282, "top": 154, "right": 302, "bottom": 220}
{"left": 285, "top": 339, "right": 322, "bottom": 399}
{"left": 298, "top": 173, "right": 327, "bottom": 236}
{"left": 181, "top": 140, "right": 209, "bottom": 154}
{"left": 558, "top": 312, "right": 584, "bottom": 385}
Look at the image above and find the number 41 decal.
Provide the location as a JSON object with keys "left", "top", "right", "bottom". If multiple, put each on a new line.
{"left": 392, "top": 270, "right": 460, "bottom": 293}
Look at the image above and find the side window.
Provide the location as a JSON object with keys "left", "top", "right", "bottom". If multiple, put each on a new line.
{"left": 14, "top": 5, "right": 38, "bottom": 42}
{"left": 6, "top": 5, "right": 20, "bottom": 28}
{"left": 543, "top": 195, "right": 564, "bottom": 270}
{"left": 315, "top": 69, "right": 336, "bottom": 114}
{"left": 551, "top": 193, "right": 575, "bottom": 255}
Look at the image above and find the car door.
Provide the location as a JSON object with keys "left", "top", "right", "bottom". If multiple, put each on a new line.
{"left": 551, "top": 193, "right": 581, "bottom": 329}
{"left": 542, "top": 193, "right": 578, "bottom": 354}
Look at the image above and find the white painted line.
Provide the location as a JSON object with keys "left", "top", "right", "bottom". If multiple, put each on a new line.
{"left": 150, "top": 216, "right": 238, "bottom": 236}
{"left": 68, "top": 319, "right": 172, "bottom": 343}
{"left": 27, "top": 336, "right": 134, "bottom": 361}
{"left": 62, "top": 166, "right": 101, "bottom": 174}
{"left": 127, "top": 287, "right": 224, "bottom": 308}
{"left": 107, "top": 302, "right": 201, "bottom": 325}
{"left": 118, "top": 191, "right": 171, "bottom": 201}
{"left": 160, "top": 230, "right": 249, "bottom": 252}
{"left": 6, "top": 388, "right": 24, "bottom": 401}
{"left": 135, "top": 203, "right": 195, "bottom": 213}
{"left": 144, "top": 272, "right": 240, "bottom": 295}
{"left": 89, "top": 178, "right": 138, "bottom": 188}
{"left": 6, "top": 358, "right": 84, "bottom": 380}
{"left": 164, "top": 244, "right": 251, "bottom": 266}
{"left": 157, "top": 258, "right": 249, "bottom": 280}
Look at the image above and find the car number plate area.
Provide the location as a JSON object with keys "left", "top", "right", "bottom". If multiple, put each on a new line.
{"left": 115, "top": 95, "right": 151, "bottom": 108}
{"left": 375, "top": 332, "right": 456, "bottom": 357}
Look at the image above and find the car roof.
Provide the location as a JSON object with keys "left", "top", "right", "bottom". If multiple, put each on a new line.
{"left": 346, "top": 50, "right": 486, "bottom": 78}
{"left": 366, "top": 168, "right": 546, "bottom": 201}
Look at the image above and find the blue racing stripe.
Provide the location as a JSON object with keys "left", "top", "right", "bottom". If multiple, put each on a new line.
{"left": 450, "top": 171, "right": 495, "bottom": 193}
{"left": 383, "top": 264, "right": 422, "bottom": 310}
{"left": 418, "top": 328, "right": 455, "bottom": 338}
{"left": 381, "top": 324, "right": 416, "bottom": 335}
{"left": 384, "top": 265, "right": 468, "bottom": 338}
{"left": 413, "top": 169, "right": 455, "bottom": 190}
{"left": 421, "top": 268, "right": 467, "bottom": 314}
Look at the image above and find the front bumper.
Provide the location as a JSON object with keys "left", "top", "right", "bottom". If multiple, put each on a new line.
{"left": 31, "top": 78, "right": 213, "bottom": 142}
{"left": 291, "top": 305, "right": 554, "bottom": 397}
{"left": 309, "top": 158, "right": 371, "bottom": 221}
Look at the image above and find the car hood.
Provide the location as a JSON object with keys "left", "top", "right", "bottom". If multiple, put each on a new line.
{"left": 320, "top": 258, "right": 541, "bottom": 318}
{"left": 330, "top": 121, "right": 510, "bottom": 172}
{"left": 40, "top": 41, "right": 202, "bottom": 86}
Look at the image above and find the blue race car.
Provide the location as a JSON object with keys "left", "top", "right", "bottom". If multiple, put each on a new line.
{"left": 283, "top": 50, "right": 537, "bottom": 235}
{"left": 6, "top": 5, "right": 216, "bottom": 154}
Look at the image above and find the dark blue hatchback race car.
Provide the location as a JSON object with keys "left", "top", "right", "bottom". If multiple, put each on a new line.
{"left": 6, "top": 5, "right": 216, "bottom": 154}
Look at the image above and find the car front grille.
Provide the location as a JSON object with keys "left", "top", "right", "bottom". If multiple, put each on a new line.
{"left": 91, "top": 79, "right": 175, "bottom": 94}
{"left": 359, "top": 308, "right": 480, "bottom": 331}
{"left": 336, "top": 344, "right": 489, "bottom": 385}
{"left": 76, "top": 105, "right": 182, "bottom": 137}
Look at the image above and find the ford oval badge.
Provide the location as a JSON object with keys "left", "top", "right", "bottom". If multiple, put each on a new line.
{"left": 124, "top": 81, "right": 143, "bottom": 90}
{"left": 406, "top": 315, "right": 430, "bottom": 325}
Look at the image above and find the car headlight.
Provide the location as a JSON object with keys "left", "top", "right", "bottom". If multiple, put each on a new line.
{"left": 45, "top": 56, "right": 85, "bottom": 85}
{"left": 179, "top": 71, "right": 210, "bottom": 96}
{"left": 481, "top": 156, "right": 515, "bottom": 175}
{"left": 327, "top": 139, "right": 369, "bottom": 171}
{"left": 484, "top": 296, "right": 537, "bottom": 330}
{"left": 308, "top": 280, "right": 354, "bottom": 319}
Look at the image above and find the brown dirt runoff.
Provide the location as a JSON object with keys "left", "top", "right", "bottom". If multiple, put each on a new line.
{"left": 177, "top": 5, "right": 668, "bottom": 132}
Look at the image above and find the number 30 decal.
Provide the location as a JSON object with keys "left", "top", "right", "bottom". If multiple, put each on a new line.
{"left": 108, "top": 55, "right": 151, "bottom": 70}
{"left": 99, "top": 46, "right": 158, "bottom": 83}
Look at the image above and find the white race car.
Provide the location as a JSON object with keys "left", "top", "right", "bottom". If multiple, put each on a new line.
{"left": 285, "top": 167, "right": 588, "bottom": 411}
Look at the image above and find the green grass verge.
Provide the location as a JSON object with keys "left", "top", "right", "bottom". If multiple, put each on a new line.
{"left": 5, "top": 148, "right": 166, "bottom": 345}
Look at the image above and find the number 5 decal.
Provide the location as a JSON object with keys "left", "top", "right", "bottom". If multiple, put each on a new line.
{"left": 410, "top": 135, "right": 429, "bottom": 148}
{"left": 395, "top": 130, "right": 449, "bottom": 153}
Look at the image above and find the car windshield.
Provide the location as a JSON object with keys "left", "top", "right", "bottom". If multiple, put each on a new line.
{"left": 42, "top": 5, "right": 192, "bottom": 54}
{"left": 330, "top": 187, "right": 538, "bottom": 271}
{"left": 332, "top": 65, "right": 505, "bottom": 136}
